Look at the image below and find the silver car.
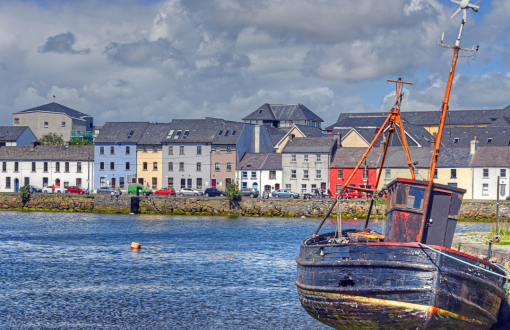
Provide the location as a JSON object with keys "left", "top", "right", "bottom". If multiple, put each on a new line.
{"left": 96, "top": 186, "right": 117, "bottom": 194}
{"left": 42, "top": 186, "right": 66, "bottom": 194}
{"left": 178, "top": 188, "right": 203, "bottom": 197}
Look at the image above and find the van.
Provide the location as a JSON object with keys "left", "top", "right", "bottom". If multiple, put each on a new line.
{"left": 128, "top": 184, "right": 152, "bottom": 196}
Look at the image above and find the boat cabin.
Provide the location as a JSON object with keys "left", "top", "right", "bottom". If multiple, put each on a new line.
{"left": 384, "top": 178, "right": 465, "bottom": 248}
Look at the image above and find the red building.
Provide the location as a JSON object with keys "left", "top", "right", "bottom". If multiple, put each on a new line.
{"left": 329, "top": 147, "right": 380, "bottom": 198}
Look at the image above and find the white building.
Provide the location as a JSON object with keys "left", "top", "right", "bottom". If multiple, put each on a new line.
{"left": 471, "top": 146, "right": 510, "bottom": 200}
{"left": 237, "top": 153, "right": 282, "bottom": 193}
{"left": 0, "top": 143, "right": 94, "bottom": 192}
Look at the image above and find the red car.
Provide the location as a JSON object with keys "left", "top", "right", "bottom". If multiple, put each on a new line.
{"left": 341, "top": 188, "right": 363, "bottom": 199}
{"left": 154, "top": 187, "right": 176, "bottom": 195}
{"left": 67, "top": 186, "right": 86, "bottom": 194}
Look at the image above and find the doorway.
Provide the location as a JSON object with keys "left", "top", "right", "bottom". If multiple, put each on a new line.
{"left": 55, "top": 178, "right": 61, "bottom": 187}
{"left": 275, "top": 183, "right": 280, "bottom": 190}
{"left": 321, "top": 182, "right": 326, "bottom": 189}
{"left": 111, "top": 178, "right": 116, "bottom": 188}
{"left": 14, "top": 178, "right": 19, "bottom": 192}
{"left": 264, "top": 185, "right": 271, "bottom": 192}
{"left": 212, "top": 179, "right": 216, "bottom": 188}
{"left": 138, "top": 178, "right": 144, "bottom": 185}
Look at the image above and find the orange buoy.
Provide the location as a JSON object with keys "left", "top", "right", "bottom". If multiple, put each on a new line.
{"left": 131, "top": 242, "right": 141, "bottom": 249}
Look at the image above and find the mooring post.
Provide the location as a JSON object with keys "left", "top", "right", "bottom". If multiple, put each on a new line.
{"left": 487, "top": 241, "right": 492, "bottom": 262}
{"left": 496, "top": 176, "right": 500, "bottom": 236}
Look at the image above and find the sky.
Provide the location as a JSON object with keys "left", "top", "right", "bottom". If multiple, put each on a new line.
{"left": 0, "top": 0, "right": 509, "bottom": 127}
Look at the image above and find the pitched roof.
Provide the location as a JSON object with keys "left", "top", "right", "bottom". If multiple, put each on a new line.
{"left": 282, "top": 136, "right": 336, "bottom": 153}
{"left": 238, "top": 153, "right": 282, "bottom": 170}
{"left": 94, "top": 122, "right": 150, "bottom": 143}
{"left": 138, "top": 123, "right": 172, "bottom": 145}
{"left": 14, "top": 102, "right": 91, "bottom": 121}
{"left": 436, "top": 148, "right": 473, "bottom": 167}
{"left": 243, "top": 103, "right": 323, "bottom": 122}
{"left": 488, "top": 117, "right": 510, "bottom": 127}
{"left": 326, "top": 115, "right": 391, "bottom": 130}
{"left": 379, "top": 147, "right": 432, "bottom": 168}
{"left": 331, "top": 147, "right": 380, "bottom": 168}
{"left": 294, "top": 125, "right": 325, "bottom": 137}
{"left": 471, "top": 147, "right": 510, "bottom": 167}
{"left": 161, "top": 118, "right": 223, "bottom": 143}
{"left": 442, "top": 126, "right": 510, "bottom": 148}
{"left": 344, "top": 124, "right": 433, "bottom": 148}
{"left": 0, "top": 145, "right": 94, "bottom": 160}
{"left": 0, "top": 126, "right": 34, "bottom": 141}
{"left": 212, "top": 122, "right": 245, "bottom": 144}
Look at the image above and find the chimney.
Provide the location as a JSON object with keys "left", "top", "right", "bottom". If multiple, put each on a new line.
{"left": 335, "top": 132, "right": 341, "bottom": 148}
{"left": 430, "top": 139, "right": 435, "bottom": 151}
{"left": 31, "top": 140, "right": 41, "bottom": 150}
{"left": 380, "top": 136, "right": 386, "bottom": 153}
{"left": 254, "top": 125, "right": 260, "bottom": 153}
{"left": 470, "top": 135, "right": 479, "bottom": 155}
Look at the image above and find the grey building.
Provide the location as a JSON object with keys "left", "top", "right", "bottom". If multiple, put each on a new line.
{"left": 13, "top": 102, "right": 93, "bottom": 142}
{"left": 0, "top": 127, "right": 37, "bottom": 146}
{"left": 281, "top": 136, "right": 339, "bottom": 195}
{"left": 243, "top": 103, "right": 324, "bottom": 128}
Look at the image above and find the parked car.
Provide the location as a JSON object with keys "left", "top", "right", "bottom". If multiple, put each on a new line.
{"left": 42, "top": 185, "right": 66, "bottom": 194}
{"left": 204, "top": 188, "right": 225, "bottom": 197}
{"left": 272, "top": 189, "right": 299, "bottom": 198}
{"left": 127, "top": 184, "right": 152, "bottom": 195}
{"left": 240, "top": 188, "right": 259, "bottom": 198}
{"left": 341, "top": 188, "right": 363, "bottom": 199}
{"left": 22, "top": 185, "right": 42, "bottom": 193}
{"left": 178, "top": 188, "right": 203, "bottom": 196}
{"left": 154, "top": 187, "right": 176, "bottom": 196}
{"left": 96, "top": 186, "right": 117, "bottom": 194}
{"left": 67, "top": 186, "right": 86, "bottom": 194}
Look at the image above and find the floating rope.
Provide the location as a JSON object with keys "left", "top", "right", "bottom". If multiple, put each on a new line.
{"left": 411, "top": 242, "right": 510, "bottom": 280}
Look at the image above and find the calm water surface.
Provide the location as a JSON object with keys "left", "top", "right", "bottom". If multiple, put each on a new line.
{"left": 0, "top": 212, "right": 492, "bottom": 329}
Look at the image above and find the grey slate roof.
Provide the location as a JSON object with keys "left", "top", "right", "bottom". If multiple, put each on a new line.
{"left": 263, "top": 125, "right": 288, "bottom": 147}
{"left": 138, "top": 123, "right": 172, "bottom": 145}
{"left": 161, "top": 118, "right": 223, "bottom": 143}
{"left": 270, "top": 134, "right": 285, "bottom": 147}
{"left": 331, "top": 147, "right": 380, "bottom": 168}
{"left": 282, "top": 137, "right": 336, "bottom": 153}
{"left": 212, "top": 122, "right": 245, "bottom": 144}
{"left": 243, "top": 103, "right": 323, "bottom": 122}
{"left": 95, "top": 122, "right": 150, "bottom": 143}
{"left": 471, "top": 147, "right": 510, "bottom": 167}
{"left": 346, "top": 124, "right": 433, "bottom": 148}
{"left": 238, "top": 153, "right": 282, "bottom": 170}
{"left": 0, "top": 145, "right": 94, "bottom": 160}
{"left": 379, "top": 147, "right": 432, "bottom": 168}
{"left": 294, "top": 125, "right": 325, "bottom": 137}
{"left": 326, "top": 115, "right": 392, "bottom": 130}
{"left": 436, "top": 148, "right": 473, "bottom": 167}
{"left": 488, "top": 117, "right": 510, "bottom": 127}
{"left": 443, "top": 126, "right": 510, "bottom": 148}
{"left": 0, "top": 126, "right": 34, "bottom": 141}
{"left": 14, "top": 102, "right": 91, "bottom": 121}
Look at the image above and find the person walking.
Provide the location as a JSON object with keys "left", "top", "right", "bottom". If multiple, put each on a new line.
{"left": 110, "top": 190, "right": 114, "bottom": 199}
{"left": 115, "top": 190, "right": 119, "bottom": 200}
{"left": 315, "top": 188, "right": 320, "bottom": 198}
{"left": 52, "top": 184, "right": 55, "bottom": 194}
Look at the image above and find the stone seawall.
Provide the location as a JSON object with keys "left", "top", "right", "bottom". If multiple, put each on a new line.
{"left": 0, "top": 193, "right": 509, "bottom": 221}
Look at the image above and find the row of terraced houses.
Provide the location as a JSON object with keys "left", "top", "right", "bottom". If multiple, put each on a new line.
{"left": 1, "top": 101, "right": 510, "bottom": 200}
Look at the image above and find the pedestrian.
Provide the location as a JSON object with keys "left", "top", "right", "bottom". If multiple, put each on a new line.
{"left": 320, "top": 189, "right": 324, "bottom": 199}
{"left": 52, "top": 185, "right": 55, "bottom": 194}
{"left": 116, "top": 190, "right": 119, "bottom": 200}
{"left": 315, "top": 188, "right": 319, "bottom": 198}
{"left": 86, "top": 188, "right": 89, "bottom": 195}
{"left": 111, "top": 190, "right": 114, "bottom": 199}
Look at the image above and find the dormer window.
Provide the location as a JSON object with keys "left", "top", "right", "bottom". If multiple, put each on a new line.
{"left": 126, "top": 130, "right": 134, "bottom": 139}
{"left": 182, "top": 130, "right": 190, "bottom": 139}
{"left": 166, "top": 130, "right": 174, "bottom": 139}
{"left": 487, "top": 138, "right": 493, "bottom": 143}
{"left": 174, "top": 130, "right": 182, "bottom": 139}
{"left": 454, "top": 138, "right": 459, "bottom": 144}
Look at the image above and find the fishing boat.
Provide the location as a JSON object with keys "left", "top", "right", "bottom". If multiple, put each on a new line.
{"left": 296, "top": 1, "right": 510, "bottom": 329}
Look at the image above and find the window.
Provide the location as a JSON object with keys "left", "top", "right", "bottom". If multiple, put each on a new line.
{"left": 268, "top": 170, "right": 276, "bottom": 179}
{"left": 76, "top": 178, "right": 82, "bottom": 187}
{"left": 24, "top": 177, "right": 30, "bottom": 186}
{"left": 44, "top": 122, "right": 48, "bottom": 128}
{"left": 501, "top": 184, "right": 506, "bottom": 196}
{"left": 301, "top": 184, "right": 307, "bottom": 193}
{"left": 450, "top": 169, "right": 457, "bottom": 179}
{"left": 153, "top": 162, "right": 158, "bottom": 170}
{"left": 336, "top": 184, "right": 342, "bottom": 193}
{"left": 125, "top": 162, "right": 130, "bottom": 170}
{"left": 110, "top": 146, "right": 115, "bottom": 155}
{"left": 454, "top": 138, "right": 459, "bottom": 144}
{"left": 385, "top": 169, "right": 391, "bottom": 179}
{"left": 152, "top": 178, "right": 157, "bottom": 189}
{"left": 174, "top": 130, "right": 182, "bottom": 139}
{"left": 126, "top": 146, "right": 130, "bottom": 154}
{"left": 251, "top": 172, "right": 256, "bottom": 179}
{"left": 337, "top": 169, "right": 343, "bottom": 179}
{"left": 227, "top": 163, "right": 232, "bottom": 171}
{"left": 242, "top": 172, "right": 248, "bottom": 179}
{"left": 197, "top": 162, "right": 202, "bottom": 171}
{"left": 14, "top": 162, "right": 19, "bottom": 172}
{"left": 1, "top": 162, "right": 5, "bottom": 172}
{"left": 14, "top": 118, "right": 19, "bottom": 124}
{"left": 63, "top": 182, "right": 69, "bottom": 189}
{"left": 232, "top": 130, "right": 236, "bottom": 135}
{"left": 166, "top": 130, "right": 174, "bottom": 139}
{"left": 434, "top": 169, "right": 438, "bottom": 178}
{"left": 65, "top": 162, "right": 70, "bottom": 172}
{"left": 197, "top": 178, "right": 203, "bottom": 189}
{"left": 407, "top": 186, "right": 426, "bottom": 209}
{"left": 215, "top": 163, "right": 220, "bottom": 171}
{"left": 77, "top": 162, "right": 82, "bottom": 173}
{"left": 100, "top": 162, "right": 104, "bottom": 170}
{"left": 291, "top": 154, "right": 296, "bottom": 162}
{"left": 143, "top": 162, "right": 148, "bottom": 170}
{"left": 487, "top": 138, "right": 493, "bottom": 143}
{"left": 168, "top": 177, "right": 174, "bottom": 187}
{"left": 216, "top": 146, "right": 220, "bottom": 152}
{"left": 303, "top": 155, "right": 309, "bottom": 162}
{"left": 316, "top": 170, "right": 322, "bottom": 179}
{"left": 61, "top": 121, "right": 66, "bottom": 127}
{"left": 168, "top": 162, "right": 174, "bottom": 171}
{"left": 100, "top": 146, "right": 104, "bottom": 155}
{"left": 482, "top": 183, "right": 489, "bottom": 196}
{"left": 119, "top": 177, "right": 125, "bottom": 189}
{"left": 303, "top": 170, "right": 309, "bottom": 179}
{"left": 182, "top": 130, "right": 190, "bottom": 139}
{"left": 179, "top": 162, "right": 184, "bottom": 171}
{"left": 285, "top": 184, "right": 291, "bottom": 189}
{"left": 218, "top": 130, "right": 223, "bottom": 135}
{"left": 100, "top": 177, "right": 105, "bottom": 187}
{"left": 169, "top": 146, "right": 173, "bottom": 155}
{"left": 227, "top": 146, "right": 232, "bottom": 153}
{"left": 316, "top": 154, "right": 321, "bottom": 162}
{"left": 31, "top": 162, "right": 36, "bottom": 172}
{"left": 483, "top": 169, "right": 489, "bottom": 178}
{"left": 363, "top": 168, "right": 369, "bottom": 180}
{"left": 448, "top": 183, "right": 458, "bottom": 187}
{"left": 110, "top": 162, "right": 114, "bottom": 170}
{"left": 197, "top": 146, "right": 202, "bottom": 155}
{"left": 152, "top": 147, "right": 157, "bottom": 153}
{"left": 143, "top": 146, "right": 147, "bottom": 153}
{"left": 291, "top": 170, "right": 296, "bottom": 179}
{"left": 126, "top": 130, "right": 134, "bottom": 139}
{"left": 501, "top": 169, "right": 507, "bottom": 178}
{"left": 6, "top": 177, "right": 10, "bottom": 188}
{"left": 43, "top": 177, "right": 48, "bottom": 187}
{"left": 258, "top": 109, "right": 263, "bottom": 114}
{"left": 180, "top": 146, "right": 184, "bottom": 155}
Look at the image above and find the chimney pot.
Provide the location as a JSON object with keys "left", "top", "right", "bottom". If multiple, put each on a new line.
{"left": 335, "top": 132, "right": 341, "bottom": 148}
{"left": 430, "top": 139, "right": 436, "bottom": 151}
{"left": 380, "top": 136, "right": 386, "bottom": 153}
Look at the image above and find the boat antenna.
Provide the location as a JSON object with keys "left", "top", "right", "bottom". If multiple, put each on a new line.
{"left": 418, "top": 0, "right": 480, "bottom": 243}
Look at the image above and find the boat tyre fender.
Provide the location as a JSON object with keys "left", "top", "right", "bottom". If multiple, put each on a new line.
{"left": 491, "top": 299, "right": 510, "bottom": 330}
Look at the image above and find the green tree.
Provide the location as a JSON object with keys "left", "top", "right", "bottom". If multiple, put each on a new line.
{"left": 39, "top": 132, "right": 65, "bottom": 146}
{"left": 70, "top": 138, "right": 93, "bottom": 145}
{"left": 18, "top": 185, "right": 30, "bottom": 205}
{"left": 225, "top": 182, "right": 242, "bottom": 201}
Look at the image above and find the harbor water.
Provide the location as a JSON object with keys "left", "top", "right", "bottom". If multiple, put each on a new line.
{"left": 0, "top": 212, "right": 492, "bottom": 329}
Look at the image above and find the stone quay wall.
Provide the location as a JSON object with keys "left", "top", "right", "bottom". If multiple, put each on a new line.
{"left": 0, "top": 193, "right": 508, "bottom": 221}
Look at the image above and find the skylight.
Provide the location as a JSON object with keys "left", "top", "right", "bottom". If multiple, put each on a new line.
{"left": 166, "top": 130, "right": 175, "bottom": 139}
{"left": 182, "top": 130, "right": 190, "bottom": 139}
{"left": 414, "top": 134, "right": 421, "bottom": 140}
{"left": 218, "top": 130, "right": 223, "bottom": 135}
{"left": 232, "top": 130, "right": 236, "bottom": 135}
{"left": 258, "top": 109, "right": 263, "bottom": 114}
{"left": 225, "top": 130, "right": 229, "bottom": 136}
{"left": 174, "top": 130, "right": 182, "bottom": 139}
{"left": 487, "top": 138, "right": 493, "bottom": 143}
{"left": 126, "top": 130, "right": 134, "bottom": 139}
{"left": 454, "top": 138, "right": 459, "bottom": 143}
{"left": 246, "top": 164, "right": 252, "bottom": 168}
